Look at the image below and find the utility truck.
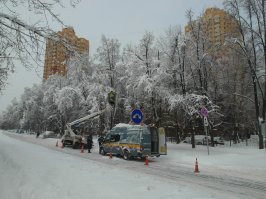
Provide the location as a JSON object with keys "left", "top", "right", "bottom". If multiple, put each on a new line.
{"left": 61, "top": 91, "right": 115, "bottom": 149}
{"left": 99, "top": 123, "right": 167, "bottom": 160}
{"left": 61, "top": 109, "right": 107, "bottom": 149}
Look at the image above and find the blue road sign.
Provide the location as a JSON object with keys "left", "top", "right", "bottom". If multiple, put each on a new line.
{"left": 131, "top": 109, "right": 143, "bottom": 124}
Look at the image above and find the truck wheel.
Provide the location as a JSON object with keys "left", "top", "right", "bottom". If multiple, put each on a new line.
{"left": 72, "top": 142, "right": 79, "bottom": 149}
{"left": 100, "top": 148, "right": 106, "bottom": 155}
{"left": 197, "top": 142, "right": 202, "bottom": 145}
{"left": 123, "top": 150, "right": 130, "bottom": 160}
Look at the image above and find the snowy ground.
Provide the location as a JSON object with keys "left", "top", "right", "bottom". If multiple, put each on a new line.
{"left": 1, "top": 130, "right": 266, "bottom": 199}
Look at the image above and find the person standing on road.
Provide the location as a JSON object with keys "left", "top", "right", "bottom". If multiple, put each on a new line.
{"left": 98, "top": 135, "right": 104, "bottom": 154}
{"left": 87, "top": 135, "right": 93, "bottom": 153}
{"left": 36, "top": 130, "right": 40, "bottom": 138}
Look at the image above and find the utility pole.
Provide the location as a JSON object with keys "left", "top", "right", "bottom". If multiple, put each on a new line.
{"left": 192, "top": 126, "right": 195, "bottom": 148}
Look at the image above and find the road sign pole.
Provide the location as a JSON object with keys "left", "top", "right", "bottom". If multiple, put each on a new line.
{"left": 201, "top": 107, "right": 209, "bottom": 155}
{"left": 204, "top": 116, "right": 209, "bottom": 155}
{"left": 206, "top": 126, "right": 209, "bottom": 155}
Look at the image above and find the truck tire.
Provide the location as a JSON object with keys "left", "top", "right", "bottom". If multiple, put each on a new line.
{"left": 100, "top": 148, "right": 106, "bottom": 155}
{"left": 72, "top": 142, "right": 80, "bottom": 149}
{"left": 123, "top": 150, "right": 130, "bottom": 160}
{"left": 197, "top": 142, "right": 202, "bottom": 145}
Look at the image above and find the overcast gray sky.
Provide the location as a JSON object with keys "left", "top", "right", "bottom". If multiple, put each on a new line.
{"left": 0, "top": 0, "right": 223, "bottom": 113}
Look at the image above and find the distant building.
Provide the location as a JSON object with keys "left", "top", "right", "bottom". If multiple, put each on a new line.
{"left": 43, "top": 27, "right": 89, "bottom": 80}
{"left": 185, "top": 7, "right": 239, "bottom": 56}
{"left": 203, "top": 8, "right": 239, "bottom": 54}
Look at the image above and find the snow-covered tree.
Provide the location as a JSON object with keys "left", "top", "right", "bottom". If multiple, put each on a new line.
{"left": 157, "top": 26, "right": 189, "bottom": 140}
{"left": 95, "top": 35, "right": 121, "bottom": 129}
{"left": 224, "top": 0, "right": 266, "bottom": 148}
{"left": 169, "top": 93, "right": 221, "bottom": 147}
{"left": 158, "top": 26, "right": 187, "bottom": 95}
{"left": 0, "top": 98, "right": 22, "bottom": 129}
{"left": 123, "top": 32, "right": 166, "bottom": 124}
{"left": 20, "top": 85, "right": 45, "bottom": 132}
{"left": 185, "top": 10, "right": 214, "bottom": 94}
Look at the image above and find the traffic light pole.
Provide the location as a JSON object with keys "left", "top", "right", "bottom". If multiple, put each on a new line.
{"left": 108, "top": 91, "right": 116, "bottom": 129}
{"left": 110, "top": 107, "right": 114, "bottom": 129}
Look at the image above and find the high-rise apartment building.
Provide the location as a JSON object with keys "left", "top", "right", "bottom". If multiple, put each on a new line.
{"left": 185, "top": 8, "right": 239, "bottom": 55}
{"left": 43, "top": 27, "right": 89, "bottom": 80}
{"left": 202, "top": 8, "right": 239, "bottom": 46}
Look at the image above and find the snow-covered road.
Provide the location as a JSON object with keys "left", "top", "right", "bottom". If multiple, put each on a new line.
{"left": 1, "top": 130, "right": 266, "bottom": 199}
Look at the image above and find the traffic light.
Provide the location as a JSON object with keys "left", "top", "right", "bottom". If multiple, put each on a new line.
{"left": 108, "top": 91, "right": 116, "bottom": 106}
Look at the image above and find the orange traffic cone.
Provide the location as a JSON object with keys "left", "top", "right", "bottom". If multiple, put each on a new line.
{"left": 144, "top": 155, "right": 149, "bottom": 166}
{"left": 109, "top": 152, "right": 112, "bottom": 159}
{"left": 194, "top": 158, "right": 200, "bottom": 173}
{"left": 80, "top": 143, "right": 84, "bottom": 153}
{"left": 56, "top": 140, "right": 58, "bottom": 147}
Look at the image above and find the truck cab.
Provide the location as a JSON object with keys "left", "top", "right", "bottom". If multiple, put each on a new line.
{"left": 61, "top": 129, "right": 87, "bottom": 149}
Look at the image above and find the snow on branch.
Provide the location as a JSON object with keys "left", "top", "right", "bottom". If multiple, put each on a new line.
{"left": 0, "top": 13, "right": 51, "bottom": 38}
{"left": 55, "top": 87, "right": 82, "bottom": 113}
{"left": 169, "top": 93, "right": 220, "bottom": 118}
